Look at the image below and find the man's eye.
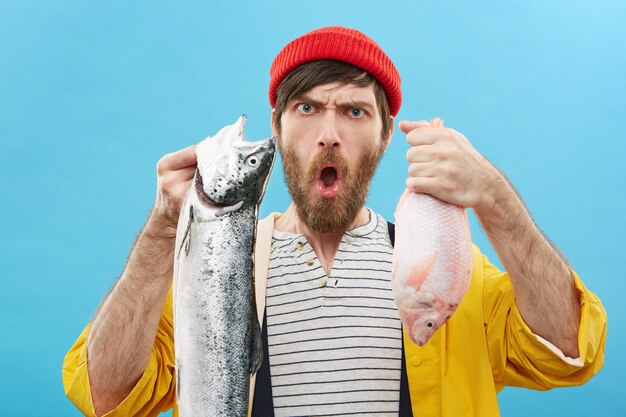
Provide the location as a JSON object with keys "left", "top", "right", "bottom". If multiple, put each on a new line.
{"left": 350, "top": 108, "right": 365, "bottom": 118}
{"left": 297, "top": 103, "right": 315, "bottom": 114}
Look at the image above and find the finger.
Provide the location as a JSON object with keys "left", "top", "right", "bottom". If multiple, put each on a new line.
{"left": 158, "top": 144, "right": 198, "bottom": 172}
{"left": 408, "top": 162, "right": 436, "bottom": 178}
{"left": 167, "top": 165, "right": 197, "bottom": 181}
{"left": 166, "top": 178, "right": 197, "bottom": 207}
{"left": 172, "top": 182, "right": 193, "bottom": 201}
{"left": 406, "top": 128, "right": 454, "bottom": 146}
{"left": 406, "top": 144, "right": 436, "bottom": 163}
{"left": 398, "top": 120, "right": 430, "bottom": 134}
{"left": 159, "top": 166, "right": 196, "bottom": 194}
{"left": 399, "top": 117, "right": 445, "bottom": 134}
{"left": 406, "top": 176, "right": 438, "bottom": 195}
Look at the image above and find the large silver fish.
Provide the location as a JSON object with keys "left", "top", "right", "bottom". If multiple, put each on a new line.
{"left": 173, "top": 115, "right": 275, "bottom": 417}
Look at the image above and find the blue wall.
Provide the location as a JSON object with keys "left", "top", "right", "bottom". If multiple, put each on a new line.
{"left": 1, "top": 1, "right": 624, "bottom": 415}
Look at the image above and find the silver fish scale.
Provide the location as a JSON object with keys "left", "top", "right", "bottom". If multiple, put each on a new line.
{"left": 175, "top": 206, "right": 258, "bottom": 417}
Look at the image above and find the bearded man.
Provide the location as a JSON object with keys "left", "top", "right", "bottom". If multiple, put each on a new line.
{"left": 63, "top": 27, "right": 606, "bottom": 417}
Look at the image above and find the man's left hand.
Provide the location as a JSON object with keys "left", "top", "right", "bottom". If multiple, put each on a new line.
{"left": 398, "top": 120, "right": 582, "bottom": 358}
{"left": 399, "top": 119, "right": 505, "bottom": 211}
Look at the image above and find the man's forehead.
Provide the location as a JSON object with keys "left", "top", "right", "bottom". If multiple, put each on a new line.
{"left": 291, "top": 82, "right": 377, "bottom": 105}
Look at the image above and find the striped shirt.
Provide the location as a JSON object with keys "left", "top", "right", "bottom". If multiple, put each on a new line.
{"left": 266, "top": 209, "right": 402, "bottom": 417}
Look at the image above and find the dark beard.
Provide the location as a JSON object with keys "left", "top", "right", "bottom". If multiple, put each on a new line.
{"left": 279, "top": 140, "right": 385, "bottom": 234}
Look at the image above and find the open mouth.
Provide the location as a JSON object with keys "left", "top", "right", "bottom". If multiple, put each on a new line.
{"left": 316, "top": 164, "right": 342, "bottom": 198}
{"left": 194, "top": 171, "right": 232, "bottom": 208}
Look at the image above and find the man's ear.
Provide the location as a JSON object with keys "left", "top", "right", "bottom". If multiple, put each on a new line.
{"left": 382, "top": 116, "right": 394, "bottom": 152}
{"left": 270, "top": 109, "right": 277, "bottom": 138}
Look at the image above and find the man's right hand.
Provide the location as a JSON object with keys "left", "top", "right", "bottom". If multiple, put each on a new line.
{"left": 87, "top": 143, "right": 197, "bottom": 416}
{"left": 150, "top": 144, "right": 197, "bottom": 237}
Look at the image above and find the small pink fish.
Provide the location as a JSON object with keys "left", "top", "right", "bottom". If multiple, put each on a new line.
{"left": 392, "top": 118, "right": 473, "bottom": 346}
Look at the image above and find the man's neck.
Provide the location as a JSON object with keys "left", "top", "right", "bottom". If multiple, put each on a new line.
{"left": 274, "top": 203, "right": 370, "bottom": 277}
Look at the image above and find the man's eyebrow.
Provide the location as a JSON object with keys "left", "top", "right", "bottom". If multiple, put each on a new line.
{"left": 290, "top": 94, "right": 376, "bottom": 111}
{"left": 338, "top": 99, "right": 376, "bottom": 111}
{"left": 290, "top": 93, "right": 322, "bottom": 106}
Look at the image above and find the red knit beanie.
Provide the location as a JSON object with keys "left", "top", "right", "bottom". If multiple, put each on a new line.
{"left": 269, "top": 26, "right": 402, "bottom": 117}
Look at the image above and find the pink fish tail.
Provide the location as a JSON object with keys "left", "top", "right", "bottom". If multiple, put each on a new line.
{"left": 429, "top": 117, "right": 444, "bottom": 128}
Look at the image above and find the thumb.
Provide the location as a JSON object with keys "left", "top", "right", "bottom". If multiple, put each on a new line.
{"left": 398, "top": 120, "right": 431, "bottom": 134}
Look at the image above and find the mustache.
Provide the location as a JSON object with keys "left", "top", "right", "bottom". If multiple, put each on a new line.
{"left": 306, "top": 148, "right": 350, "bottom": 182}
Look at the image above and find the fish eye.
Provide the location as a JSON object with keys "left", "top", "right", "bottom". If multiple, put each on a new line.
{"left": 426, "top": 322, "right": 434, "bottom": 328}
{"left": 247, "top": 156, "right": 259, "bottom": 167}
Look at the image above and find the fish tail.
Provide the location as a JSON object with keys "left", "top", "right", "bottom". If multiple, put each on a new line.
{"left": 429, "top": 117, "right": 444, "bottom": 128}
{"left": 249, "top": 308, "right": 263, "bottom": 375}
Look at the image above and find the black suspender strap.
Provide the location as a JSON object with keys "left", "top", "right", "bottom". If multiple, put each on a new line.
{"left": 250, "top": 221, "right": 413, "bottom": 416}
{"left": 251, "top": 313, "right": 275, "bottom": 417}
{"left": 388, "top": 221, "right": 414, "bottom": 417}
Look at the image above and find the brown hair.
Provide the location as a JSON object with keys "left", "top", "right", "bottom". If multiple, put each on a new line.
{"left": 272, "top": 60, "right": 392, "bottom": 139}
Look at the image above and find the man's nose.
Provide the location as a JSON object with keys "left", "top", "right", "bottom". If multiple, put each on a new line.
{"left": 317, "top": 115, "right": 341, "bottom": 148}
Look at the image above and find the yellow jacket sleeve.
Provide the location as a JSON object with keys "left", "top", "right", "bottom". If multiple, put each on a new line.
{"left": 480, "top": 251, "right": 607, "bottom": 391}
{"left": 62, "top": 287, "right": 176, "bottom": 417}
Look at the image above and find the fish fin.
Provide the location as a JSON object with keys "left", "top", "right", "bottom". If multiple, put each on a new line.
{"left": 249, "top": 310, "right": 263, "bottom": 375}
{"left": 215, "top": 201, "right": 243, "bottom": 217}
{"left": 429, "top": 117, "right": 444, "bottom": 128}
{"left": 405, "top": 251, "right": 438, "bottom": 291}
{"left": 177, "top": 205, "right": 194, "bottom": 259}
{"left": 175, "top": 362, "right": 181, "bottom": 402}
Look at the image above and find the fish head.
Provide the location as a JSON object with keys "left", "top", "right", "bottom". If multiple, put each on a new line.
{"left": 194, "top": 115, "right": 276, "bottom": 212}
{"left": 396, "top": 290, "right": 447, "bottom": 346}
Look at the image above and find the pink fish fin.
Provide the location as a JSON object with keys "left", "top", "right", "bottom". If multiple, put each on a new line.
{"left": 405, "top": 251, "right": 439, "bottom": 290}
{"left": 429, "top": 117, "right": 445, "bottom": 128}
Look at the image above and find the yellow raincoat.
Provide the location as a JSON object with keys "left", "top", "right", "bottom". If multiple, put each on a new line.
{"left": 63, "top": 213, "right": 606, "bottom": 417}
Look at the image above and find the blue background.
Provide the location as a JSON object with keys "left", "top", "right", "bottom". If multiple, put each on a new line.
{"left": 1, "top": 0, "right": 624, "bottom": 416}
